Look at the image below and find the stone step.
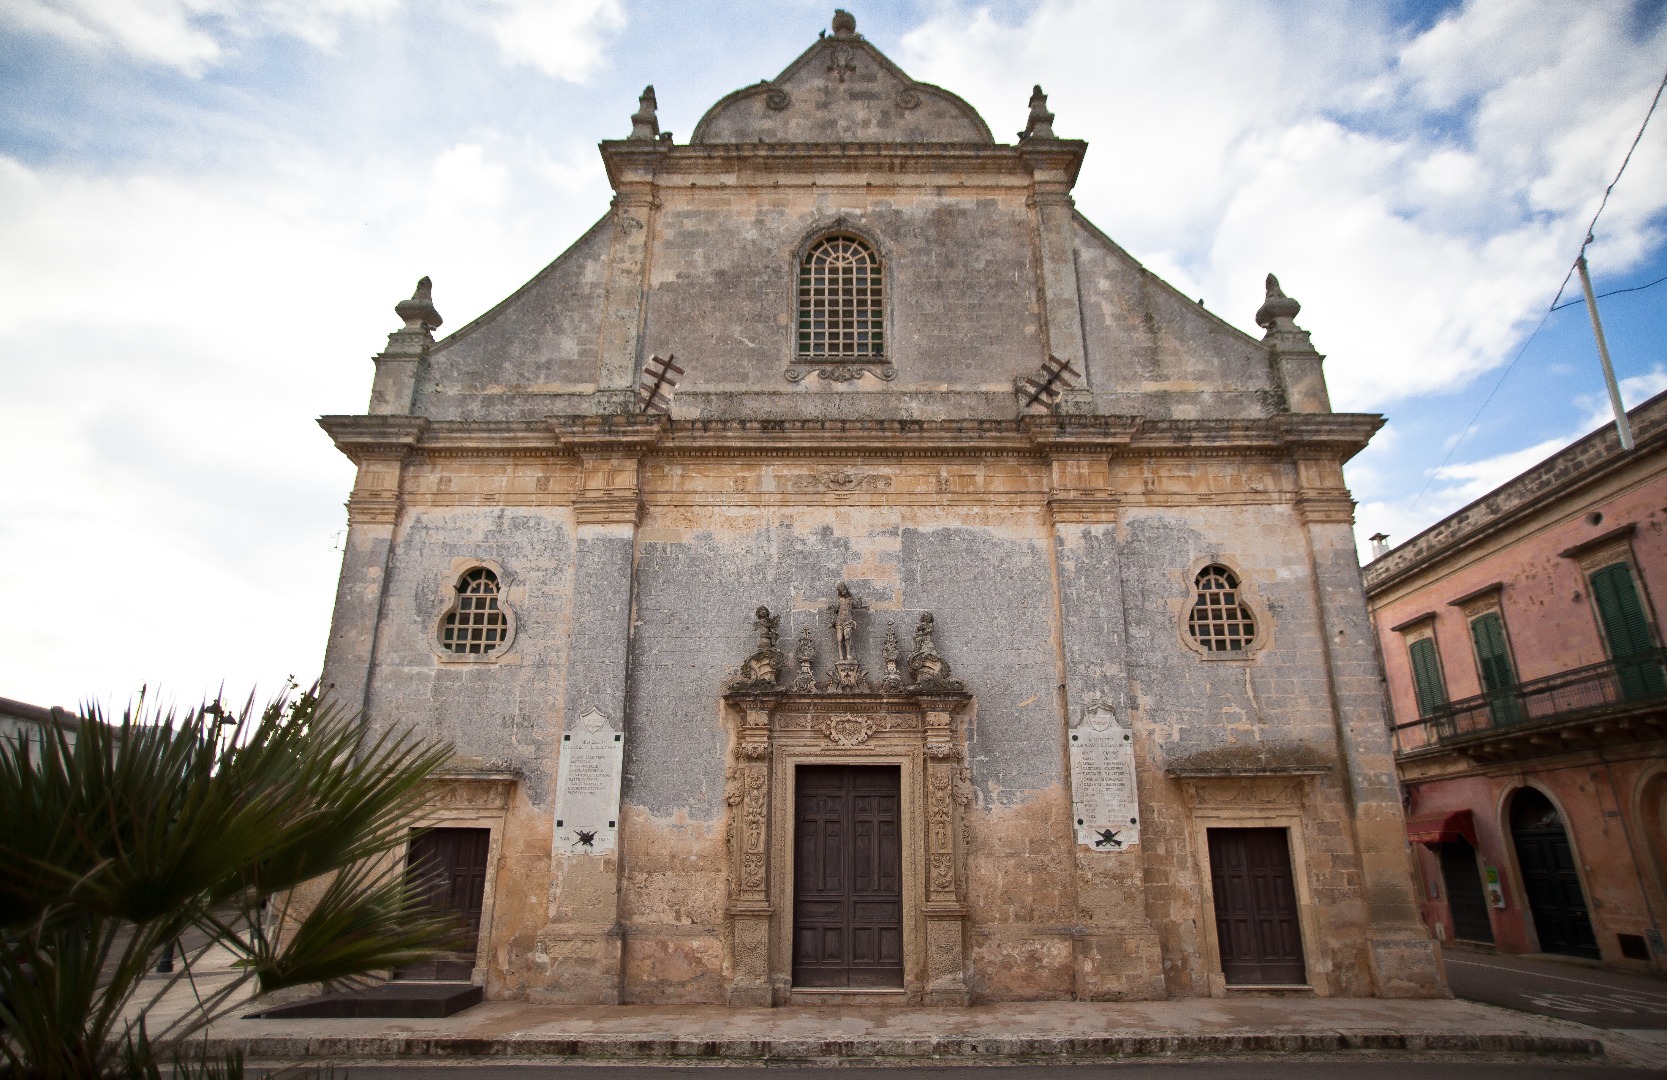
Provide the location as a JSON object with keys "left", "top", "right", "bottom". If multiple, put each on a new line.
{"left": 248, "top": 982, "right": 482, "bottom": 1020}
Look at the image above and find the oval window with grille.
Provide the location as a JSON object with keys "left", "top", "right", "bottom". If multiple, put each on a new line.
{"left": 440, "top": 567, "right": 509, "bottom": 655}
{"left": 1188, "top": 564, "right": 1257, "bottom": 652}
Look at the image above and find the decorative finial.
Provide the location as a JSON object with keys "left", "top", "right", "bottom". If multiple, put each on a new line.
{"left": 394, "top": 276, "right": 442, "bottom": 333}
{"left": 629, "top": 85, "right": 660, "bottom": 140}
{"left": 1254, "top": 273, "right": 1302, "bottom": 329}
{"left": 831, "top": 9, "right": 857, "bottom": 37}
{"left": 1021, "top": 85, "right": 1055, "bottom": 140}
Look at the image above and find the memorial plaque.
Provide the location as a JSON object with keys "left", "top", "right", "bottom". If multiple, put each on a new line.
{"left": 553, "top": 707, "right": 624, "bottom": 855}
{"left": 1069, "top": 702, "right": 1140, "bottom": 850}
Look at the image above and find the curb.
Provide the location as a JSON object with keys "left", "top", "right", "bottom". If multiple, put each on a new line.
{"left": 209, "top": 1031, "right": 1605, "bottom": 1062}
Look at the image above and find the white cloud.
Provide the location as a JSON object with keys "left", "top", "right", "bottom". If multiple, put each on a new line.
{"left": 2, "top": 0, "right": 229, "bottom": 73}
{"left": 0, "top": 0, "right": 407, "bottom": 72}
{"left": 0, "top": 139, "right": 609, "bottom": 708}
{"left": 1355, "top": 364, "right": 1667, "bottom": 561}
{"left": 899, "top": 0, "right": 1667, "bottom": 411}
{"left": 469, "top": 0, "right": 626, "bottom": 83}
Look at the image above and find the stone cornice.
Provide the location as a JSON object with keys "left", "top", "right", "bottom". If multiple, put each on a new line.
{"left": 318, "top": 415, "right": 427, "bottom": 464}
{"left": 319, "top": 412, "right": 1384, "bottom": 464}
{"left": 1363, "top": 389, "right": 1667, "bottom": 596}
{"left": 601, "top": 140, "right": 1070, "bottom": 188}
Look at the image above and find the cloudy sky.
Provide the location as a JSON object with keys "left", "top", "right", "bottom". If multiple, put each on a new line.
{"left": 3, "top": 0, "right": 1665, "bottom": 711}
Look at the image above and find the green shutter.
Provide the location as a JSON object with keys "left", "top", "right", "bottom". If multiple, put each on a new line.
{"left": 1591, "top": 563, "right": 1655, "bottom": 657}
{"left": 1407, "top": 638, "right": 1448, "bottom": 718}
{"left": 1590, "top": 562, "right": 1666, "bottom": 701}
{"left": 1470, "top": 612, "right": 1515, "bottom": 691}
{"left": 1470, "top": 612, "right": 1522, "bottom": 726}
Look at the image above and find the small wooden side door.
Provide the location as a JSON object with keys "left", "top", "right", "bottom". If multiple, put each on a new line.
{"left": 407, "top": 827, "right": 491, "bottom": 952}
{"left": 1208, "top": 827, "right": 1307, "bottom": 985}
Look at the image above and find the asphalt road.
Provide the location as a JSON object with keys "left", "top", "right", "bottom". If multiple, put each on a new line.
{"left": 317, "top": 1065, "right": 1655, "bottom": 1079}
{"left": 1443, "top": 951, "right": 1667, "bottom": 1034}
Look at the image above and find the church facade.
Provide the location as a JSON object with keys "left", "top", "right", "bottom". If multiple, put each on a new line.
{"left": 320, "top": 11, "right": 1443, "bottom": 1004}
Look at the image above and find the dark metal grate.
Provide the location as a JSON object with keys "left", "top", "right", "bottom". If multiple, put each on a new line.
{"left": 441, "top": 568, "right": 507, "bottom": 655}
{"left": 1189, "top": 565, "right": 1256, "bottom": 651}
{"left": 798, "top": 236, "right": 883, "bottom": 358}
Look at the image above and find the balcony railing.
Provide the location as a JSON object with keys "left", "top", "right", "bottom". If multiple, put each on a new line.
{"left": 1393, "top": 647, "right": 1667, "bottom": 756}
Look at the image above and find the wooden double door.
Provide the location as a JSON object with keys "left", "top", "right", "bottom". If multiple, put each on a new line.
{"left": 1510, "top": 790, "right": 1598, "bottom": 958}
{"left": 792, "top": 765, "right": 905, "bottom": 988}
{"left": 1208, "top": 827, "right": 1307, "bottom": 985}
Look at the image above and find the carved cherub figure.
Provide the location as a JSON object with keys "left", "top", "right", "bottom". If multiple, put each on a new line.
{"left": 727, "top": 606, "right": 785, "bottom": 692}
{"left": 907, "top": 612, "right": 964, "bottom": 692}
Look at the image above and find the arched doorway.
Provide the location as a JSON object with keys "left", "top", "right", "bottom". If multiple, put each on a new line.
{"left": 1510, "top": 788, "right": 1598, "bottom": 958}
{"left": 1640, "top": 773, "right": 1667, "bottom": 910}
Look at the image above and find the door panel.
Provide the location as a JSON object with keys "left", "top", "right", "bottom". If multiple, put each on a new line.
{"left": 1208, "top": 827, "right": 1307, "bottom": 985}
{"left": 1511, "top": 789, "right": 1599, "bottom": 959}
{"left": 406, "top": 826, "right": 490, "bottom": 953}
{"left": 793, "top": 764, "right": 904, "bottom": 988}
{"left": 1438, "top": 838, "right": 1495, "bottom": 943}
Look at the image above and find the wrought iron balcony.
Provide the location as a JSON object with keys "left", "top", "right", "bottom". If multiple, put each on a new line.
{"left": 1393, "top": 647, "right": 1667, "bottom": 759}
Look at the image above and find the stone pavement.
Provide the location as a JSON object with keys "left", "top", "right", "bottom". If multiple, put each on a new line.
{"left": 188, "top": 994, "right": 1667, "bottom": 1069}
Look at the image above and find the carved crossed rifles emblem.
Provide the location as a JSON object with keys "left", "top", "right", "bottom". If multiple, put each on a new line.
{"left": 1094, "top": 829, "right": 1122, "bottom": 849}
{"left": 573, "top": 829, "right": 597, "bottom": 849}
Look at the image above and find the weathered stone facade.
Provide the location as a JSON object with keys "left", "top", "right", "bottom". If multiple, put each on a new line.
{"left": 319, "top": 11, "right": 1442, "bottom": 1004}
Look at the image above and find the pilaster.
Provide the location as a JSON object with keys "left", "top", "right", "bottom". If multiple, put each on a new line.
{"left": 1296, "top": 455, "right": 1446, "bottom": 997}
{"left": 1034, "top": 433, "right": 1166, "bottom": 1000}
{"left": 595, "top": 142, "right": 667, "bottom": 414}
{"left": 537, "top": 416, "right": 663, "bottom": 1003}
{"left": 1020, "top": 140, "right": 1090, "bottom": 382}
{"left": 317, "top": 417, "right": 425, "bottom": 719}
{"left": 726, "top": 704, "right": 774, "bottom": 1006}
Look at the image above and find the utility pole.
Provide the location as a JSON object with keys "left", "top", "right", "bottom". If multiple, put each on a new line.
{"left": 1576, "top": 253, "right": 1635, "bottom": 451}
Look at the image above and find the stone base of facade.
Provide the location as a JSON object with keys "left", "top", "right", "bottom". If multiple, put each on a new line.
{"left": 530, "top": 925, "right": 624, "bottom": 1004}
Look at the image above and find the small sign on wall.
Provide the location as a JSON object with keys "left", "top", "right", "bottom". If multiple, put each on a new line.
{"left": 1069, "top": 702, "right": 1140, "bottom": 851}
{"left": 553, "top": 707, "right": 624, "bottom": 855}
{"left": 1484, "top": 866, "right": 1506, "bottom": 909}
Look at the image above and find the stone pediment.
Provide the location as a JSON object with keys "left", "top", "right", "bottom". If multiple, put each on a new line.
{"left": 690, "top": 11, "right": 993, "bottom": 146}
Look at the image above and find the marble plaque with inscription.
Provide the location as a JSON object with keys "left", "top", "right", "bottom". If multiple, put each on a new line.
{"left": 1069, "top": 703, "right": 1140, "bottom": 851}
{"left": 553, "top": 707, "right": 624, "bottom": 855}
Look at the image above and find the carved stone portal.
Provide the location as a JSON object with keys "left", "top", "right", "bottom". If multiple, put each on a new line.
{"left": 722, "top": 689, "right": 972, "bottom": 1006}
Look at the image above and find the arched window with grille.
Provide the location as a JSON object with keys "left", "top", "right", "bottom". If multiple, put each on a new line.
{"left": 1188, "top": 564, "right": 1258, "bottom": 653}
{"left": 439, "top": 567, "right": 510, "bottom": 656}
{"left": 797, "top": 235, "right": 884, "bottom": 360}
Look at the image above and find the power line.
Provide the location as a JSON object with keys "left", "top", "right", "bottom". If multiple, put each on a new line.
{"left": 1404, "top": 304, "right": 1554, "bottom": 512}
{"left": 1550, "top": 271, "right": 1667, "bottom": 311}
{"left": 1549, "top": 62, "right": 1667, "bottom": 309}
{"left": 1405, "top": 61, "right": 1667, "bottom": 516}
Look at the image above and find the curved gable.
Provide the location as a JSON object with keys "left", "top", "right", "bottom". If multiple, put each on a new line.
{"left": 691, "top": 21, "right": 992, "bottom": 145}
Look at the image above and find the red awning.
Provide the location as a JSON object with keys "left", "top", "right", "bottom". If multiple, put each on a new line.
{"left": 1406, "top": 809, "right": 1478, "bottom": 847}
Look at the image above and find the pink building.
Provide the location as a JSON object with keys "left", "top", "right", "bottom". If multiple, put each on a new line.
{"left": 1365, "top": 390, "right": 1667, "bottom": 972}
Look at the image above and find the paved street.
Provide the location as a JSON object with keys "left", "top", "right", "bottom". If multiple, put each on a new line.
{"left": 324, "top": 1065, "right": 1657, "bottom": 1078}
{"left": 1444, "top": 951, "right": 1667, "bottom": 1039}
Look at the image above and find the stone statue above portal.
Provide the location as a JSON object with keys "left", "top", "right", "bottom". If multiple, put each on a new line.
{"left": 826, "top": 582, "right": 866, "bottom": 663}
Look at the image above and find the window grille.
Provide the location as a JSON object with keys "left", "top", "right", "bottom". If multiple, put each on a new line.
{"left": 1188, "top": 565, "right": 1256, "bottom": 651}
{"left": 797, "top": 235, "right": 883, "bottom": 358}
{"left": 441, "top": 568, "right": 507, "bottom": 655}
